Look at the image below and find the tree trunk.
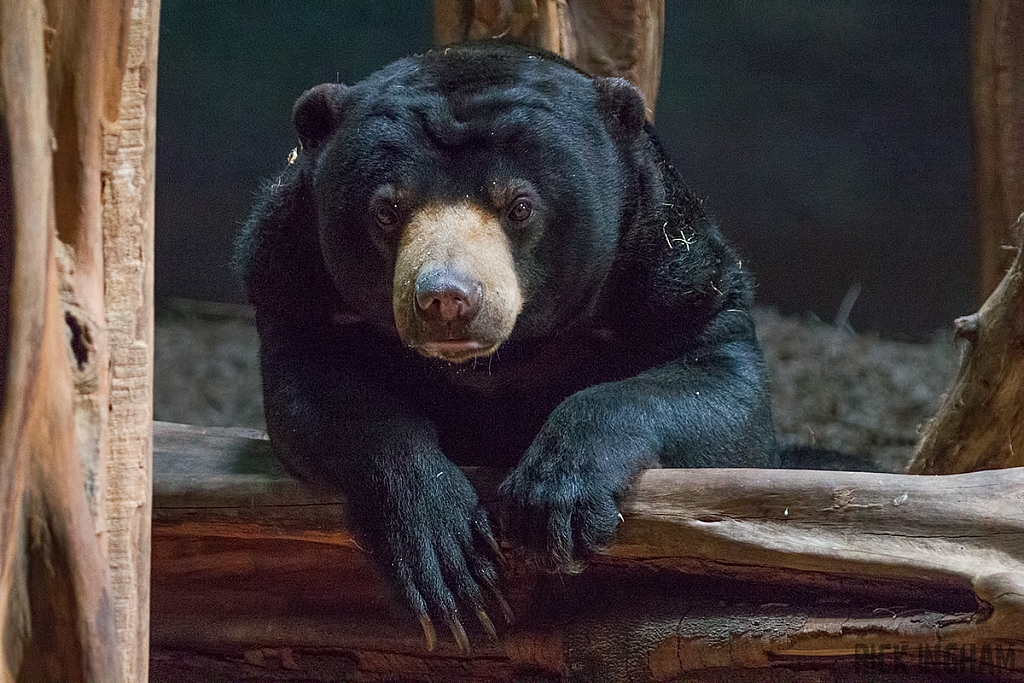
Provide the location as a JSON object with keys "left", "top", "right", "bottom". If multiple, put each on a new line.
{"left": 909, "top": 214, "right": 1024, "bottom": 474}
{"left": 0, "top": 0, "right": 158, "bottom": 680}
{"left": 434, "top": 0, "right": 664, "bottom": 116}
{"left": 973, "top": 0, "right": 1024, "bottom": 299}
{"left": 909, "top": 0, "right": 1024, "bottom": 474}
{"left": 99, "top": 2, "right": 159, "bottom": 680}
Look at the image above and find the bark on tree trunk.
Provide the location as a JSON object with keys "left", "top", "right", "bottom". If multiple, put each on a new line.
{"left": 909, "top": 213, "right": 1024, "bottom": 474}
{"left": 100, "top": 2, "right": 160, "bottom": 680}
{"left": 910, "top": 1, "right": 1024, "bottom": 474}
{"left": 434, "top": 0, "right": 664, "bottom": 116}
{"left": 0, "top": 0, "right": 158, "bottom": 680}
{"left": 0, "top": 3, "right": 122, "bottom": 679}
{"left": 973, "top": 0, "right": 1024, "bottom": 299}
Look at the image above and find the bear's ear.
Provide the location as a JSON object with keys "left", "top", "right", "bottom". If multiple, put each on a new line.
{"left": 594, "top": 77, "right": 647, "bottom": 144}
{"left": 293, "top": 83, "right": 349, "bottom": 150}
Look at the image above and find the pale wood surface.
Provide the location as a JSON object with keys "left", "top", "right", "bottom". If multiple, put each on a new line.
{"left": 0, "top": 2, "right": 56, "bottom": 676}
{"left": 434, "top": 0, "right": 664, "bottom": 116}
{"left": 101, "top": 1, "right": 159, "bottom": 680}
{"left": 151, "top": 422, "right": 1024, "bottom": 681}
{"left": 45, "top": 0, "right": 121, "bottom": 531}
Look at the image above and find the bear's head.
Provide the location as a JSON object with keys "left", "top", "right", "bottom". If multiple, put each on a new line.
{"left": 293, "top": 43, "right": 649, "bottom": 363}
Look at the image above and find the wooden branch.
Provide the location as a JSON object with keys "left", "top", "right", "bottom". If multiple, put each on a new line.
{"left": 433, "top": 0, "right": 664, "bottom": 116}
{"left": 909, "top": 214, "right": 1024, "bottom": 474}
{"left": 973, "top": 0, "right": 1024, "bottom": 298}
{"left": 152, "top": 422, "right": 1024, "bottom": 681}
{"left": 910, "top": 2, "right": 1024, "bottom": 474}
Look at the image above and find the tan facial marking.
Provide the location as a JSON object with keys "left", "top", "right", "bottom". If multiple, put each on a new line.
{"left": 393, "top": 203, "right": 523, "bottom": 362}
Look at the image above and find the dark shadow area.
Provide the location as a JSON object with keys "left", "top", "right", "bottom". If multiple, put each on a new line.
{"left": 156, "top": 2, "right": 434, "bottom": 303}
{"left": 656, "top": 4, "right": 975, "bottom": 338}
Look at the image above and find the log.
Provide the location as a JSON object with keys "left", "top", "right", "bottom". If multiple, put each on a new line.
{"left": 973, "top": 0, "right": 1024, "bottom": 298}
{"left": 44, "top": 0, "right": 122, "bottom": 529}
{"left": 910, "top": 214, "right": 1024, "bottom": 474}
{"left": 151, "top": 422, "right": 1024, "bottom": 682}
{"left": 0, "top": 2, "right": 121, "bottom": 679}
{"left": 0, "top": 0, "right": 158, "bottom": 680}
{"left": 434, "top": 0, "right": 664, "bottom": 116}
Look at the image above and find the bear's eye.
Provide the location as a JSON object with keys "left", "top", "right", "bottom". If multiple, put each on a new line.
{"left": 374, "top": 203, "right": 400, "bottom": 228}
{"left": 507, "top": 197, "right": 533, "bottom": 222}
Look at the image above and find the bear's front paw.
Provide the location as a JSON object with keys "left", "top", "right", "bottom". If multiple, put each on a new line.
{"left": 498, "top": 450, "right": 624, "bottom": 573}
{"left": 357, "top": 459, "right": 511, "bottom": 652}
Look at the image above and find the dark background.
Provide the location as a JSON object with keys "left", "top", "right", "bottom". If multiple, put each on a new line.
{"left": 156, "top": 2, "right": 974, "bottom": 339}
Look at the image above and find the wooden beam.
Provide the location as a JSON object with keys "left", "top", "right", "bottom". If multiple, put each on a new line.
{"left": 434, "top": 0, "right": 664, "bottom": 117}
{"left": 151, "top": 422, "right": 1024, "bottom": 681}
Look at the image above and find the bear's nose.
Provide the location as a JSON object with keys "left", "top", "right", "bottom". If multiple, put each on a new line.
{"left": 414, "top": 267, "right": 483, "bottom": 322}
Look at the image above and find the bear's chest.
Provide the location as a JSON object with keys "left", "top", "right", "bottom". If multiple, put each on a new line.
{"left": 407, "top": 326, "right": 633, "bottom": 466}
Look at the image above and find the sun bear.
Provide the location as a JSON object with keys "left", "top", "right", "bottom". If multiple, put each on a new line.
{"left": 235, "top": 41, "right": 779, "bottom": 651}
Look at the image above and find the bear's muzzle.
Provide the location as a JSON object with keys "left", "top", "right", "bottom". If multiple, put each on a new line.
{"left": 393, "top": 203, "right": 523, "bottom": 363}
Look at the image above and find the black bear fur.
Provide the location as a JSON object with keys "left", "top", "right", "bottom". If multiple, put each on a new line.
{"left": 235, "top": 42, "right": 784, "bottom": 649}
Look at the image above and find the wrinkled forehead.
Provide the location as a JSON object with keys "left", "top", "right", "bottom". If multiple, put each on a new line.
{"left": 355, "top": 49, "right": 598, "bottom": 143}
{"left": 315, "top": 48, "right": 611, "bottom": 203}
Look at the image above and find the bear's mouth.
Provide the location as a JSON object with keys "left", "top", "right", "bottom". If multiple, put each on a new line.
{"left": 416, "top": 339, "right": 496, "bottom": 363}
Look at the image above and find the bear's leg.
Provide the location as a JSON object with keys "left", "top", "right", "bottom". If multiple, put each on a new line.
{"left": 258, "top": 323, "right": 508, "bottom": 651}
{"left": 499, "top": 335, "right": 777, "bottom": 571}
